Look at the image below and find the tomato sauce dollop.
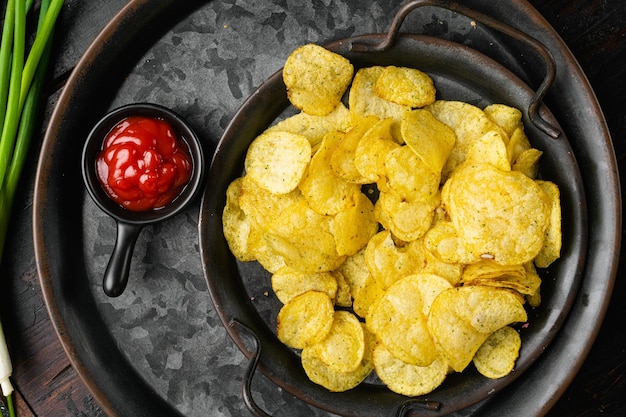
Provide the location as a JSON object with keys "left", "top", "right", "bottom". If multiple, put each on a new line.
{"left": 96, "top": 116, "right": 193, "bottom": 212}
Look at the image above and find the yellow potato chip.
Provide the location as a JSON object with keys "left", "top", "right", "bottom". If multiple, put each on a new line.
{"left": 506, "top": 127, "right": 532, "bottom": 166}
{"left": 401, "top": 109, "right": 456, "bottom": 176}
{"left": 462, "top": 260, "right": 541, "bottom": 296}
{"left": 222, "top": 177, "right": 255, "bottom": 262}
{"left": 365, "top": 230, "right": 424, "bottom": 289}
{"left": 483, "top": 103, "right": 523, "bottom": 138}
{"left": 465, "top": 130, "right": 510, "bottom": 171}
{"left": 381, "top": 145, "right": 440, "bottom": 200}
{"left": 445, "top": 163, "right": 550, "bottom": 265}
{"left": 354, "top": 117, "right": 401, "bottom": 184}
{"left": 412, "top": 273, "right": 453, "bottom": 317}
{"left": 271, "top": 266, "right": 338, "bottom": 304}
{"left": 333, "top": 270, "right": 353, "bottom": 308}
{"left": 534, "top": 180, "right": 562, "bottom": 268}
{"left": 299, "top": 131, "right": 361, "bottom": 215}
{"left": 512, "top": 148, "right": 543, "bottom": 179}
{"left": 427, "top": 286, "right": 527, "bottom": 371}
{"left": 426, "top": 100, "right": 505, "bottom": 178}
{"left": 247, "top": 228, "right": 287, "bottom": 273}
{"left": 352, "top": 274, "right": 385, "bottom": 319}
{"left": 331, "top": 191, "right": 378, "bottom": 256}
{"left": 423, "top": 217, "right": 474, "bottom": 265}
{"left": 348, "top": 66, "right": 410, "bottom": 139}
{"left": 473, "top": 326, "right": 521, "bottom": 379}
{"left": 375, "top": 189, "right": 439, "bottom": 242}
{"left": 374, "top": 66, "right": 437, "bottom": 108}
{"left": 244, "top": 131, "right": 312, "bottom": 194}
{"left": 367, "top": 275, "right": 438, "bottom": 366}
{"left": 301, "top": 323, "right": 375, "bottom": 392}
{"left": 283, "top": 43, "right": 354, "bottom": 116}
{"left": 337, "top": 247, "right": 370, "bottom": 299}
{"left": 373, "top": 343, "right": 448, "bottom": 397}
{"left": 330, "top": 115, "right": 379, "bottom": 183}
{"left": 276, "top": 290, "right": 334, "bottom": 349}
{"left": 309, "top": 311, "right": 365, "bottom": 373}
{"left": 265, "top": 103, "right": 352, "bottom": 147}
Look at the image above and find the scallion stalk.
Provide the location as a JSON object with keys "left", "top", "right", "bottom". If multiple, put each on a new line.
{"left": 0, "top": 1, "right": 64, "bottom": 415}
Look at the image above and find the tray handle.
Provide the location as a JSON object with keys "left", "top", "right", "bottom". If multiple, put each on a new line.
{"left": 350, "top": 0, "right": 561, "bottom": 139}
{"left": 230, "top": 320, "right": 273, "bottom": 417}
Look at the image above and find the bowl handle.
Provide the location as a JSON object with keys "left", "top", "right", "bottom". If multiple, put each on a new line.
{"left": 350, "top": 0, "right": 561, "bottom": 139}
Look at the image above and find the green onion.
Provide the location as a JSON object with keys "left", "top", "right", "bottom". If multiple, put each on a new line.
{"left": 0, "top": 1, "right": 64, "bottom": 415}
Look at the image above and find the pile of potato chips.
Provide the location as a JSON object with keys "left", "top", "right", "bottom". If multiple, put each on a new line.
{"left": 222, "top": 43, "right": 562, "bottom": 396}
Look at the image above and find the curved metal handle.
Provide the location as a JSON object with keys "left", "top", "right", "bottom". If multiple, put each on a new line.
{"left": 103, "top": 221, "right": 143, "bottom": 297}
{"left": 350, "top": 0, "right": 560, "bottom": 139}
{"left": 230, "top": 320, "right": 272, "bottom": 417}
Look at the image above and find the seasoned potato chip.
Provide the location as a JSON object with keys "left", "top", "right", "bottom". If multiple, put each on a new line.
{"left": 331, "top": 191, "right": 378, "bottom": 256}
{"left": 375, "top": 189, "right": 439, "bottom": 242}
{"left": 427, "top": 286, "right": 527, "bottom": 371}
{"left": 244, "top": 131, "right": 312, "bottom": 194}
{"left": 534, "top": 180, "right": 562, "bottom": 268}
{"left": 271, "top": 266, "right": 338, "bottom": 304}
{"left": 367, "top": 275, "right": 438, "bottom": 366}
{"left": 465, "top": 130, "right": 510, "bottom": 171}
{"left": 352, "top": 274, "right": 385, "bottom": 319}
{"left": 445, "top": 163, "right": 550, "bottom": 265}
{"left": 354, "top": 118, "right": 401, "bottom": 184}
{"left": 276, "top": 291, "right": 334, "bottom": 349}
{"left": 373, "top": 344, "right": 448, "bottom": 397}
{"left": 337, "top": 247, "right": 370, "bottom": 299}
{"left": 222, "top": 177, "right": 254, "bottom": 261}
{"left": 333, "top": 270, "right": 353, "bottom": 308}
{"left": 413, "top": 273, "right": 453, "bottom": 316}
{"left": 483, "top": 103, "right": 523, "bottom": 138}
{"left": 309, "top": 311, "right": 365, "bottom": 373}
{"left": 462, "top": 260, "right": 541, "bottom": 296}
{"left": 265, "top": 103, "right": 352, "bottom": 147}
{"left": 506, "top": 127, "right": 532, "bottom": 166}
{"left": 301, "top": 323, "right": 375, "bottom": 392}
{"left": 330, "top": 115, "right": 380, "bottom": 183}
{"left": 401, "top": 109, "right": 456, "bottom": 176}
{"left": 349, "top": 66, "right": 410, "bottom": 138}
{"left": 426, "top": 100, "right": 505, "bottom": 178}
{"left": 381, "top": 146, "right": 440, "bottom": 200}
{"left": 247, "top": 228, "right": 287, "bottom": 273}
{"left": 473, "top": 326, "right": 521, "bottom": 379}
{"left": 283, "top": 43, "right": 354, "bottom": 116}
{"left": 374, "top": 66, "right": 436, "bottom": 108}
{"left": 423, "top": 217, "right": 474, "bottom": 265}
{"left": 365, "top": 230, "right": 424, "bottom": 289}
{"left": 299, "top": 131, "right": 361, "bottom": 215}
{"left": 512, "top": 148, "right": 543, "bottom": 179}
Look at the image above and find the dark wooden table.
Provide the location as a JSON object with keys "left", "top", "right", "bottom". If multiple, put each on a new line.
{"left": 0, "top": 0, "right": 624, "bottom": 416}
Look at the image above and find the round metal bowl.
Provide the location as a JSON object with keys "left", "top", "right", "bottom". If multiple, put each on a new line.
{"left": 199, "top": 3, "right": 586, "bottom": 415}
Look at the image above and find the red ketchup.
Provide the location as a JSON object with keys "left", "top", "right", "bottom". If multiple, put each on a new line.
{"left": 95, "top": 116, "right": 193, "bottom": 212}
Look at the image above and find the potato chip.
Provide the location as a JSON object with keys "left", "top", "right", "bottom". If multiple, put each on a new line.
{"left": 462, "top": 260, "right": 540, "bottom": 296}
{"left": 354, "top": 118, "right": 401, "bottom": 184}
{"left": 337, "top": 247, "right": 370, "bottom": 299}
{"left": 301, "top": 323, "right": 375, "bottom": 392}
{"left": 352, "top": 274, "right": 385, "bottom": 319}
{"left": 373, "top": 343, "right": 448, "bottom": 397}
{"left": 374, "top": 66, "right": 437, "bottom": 108}
{"left": 265, "top": 103, "right": 352, "bottom": 147}
{"left": 534, "top": 180, "right": 562, "bottom": 268}
{"left": 381, "top": 145, "right": 440, "bottom": 200}
{"left": 465, "top": 130, "right": 510, "bottom": 171}
{"left": 427, "top": 286, "right": 527, "bottom": 371}
{"left": 367, "top": 275, "right": 438, "bottom": 366}
{"left": 309, "top": 311, "right": 365, "bottom": 373}
{"left": 283, "top": 43, "right": 354, "bottom": 116}
{"left": 276, "top": 290, "right": 334, "bottom": 349}
{"left": 271, "top": 266, "right": 338, "bottom": 304}
{"left": 401, "top": 109, "right": 456, "bottom": 176}
{"left": 512, "top": 148, "right": 543, "bottom": 179}
{"left": 365, "top": 230, "right": 424, "bottom": 289}
{"left": 445, "top": 163, "right": 550, "bottom": 265}
{"left": 426, "top": 100, "right": 505, "bottom": 178}
{"left": 483, "top": 103, "right": 523, "bottom": 138}
{"left": 247, "top": 228, "right": 287, "bottom": 273}
{"left": 299, "top": 131, "right": 361, "bottom": 215}
{"left": 330, "top": 115, "right": 380, "bottom": 183}
{"left": 472, "top": 326, "right": 521, "bottom": 379}
{"left": 506, "top": 127, "right": 532, "bottom": 166}
{"left": 222, "top": 177, "right": 255, "bottom": 261}
{"left": 349, "top": 66, "right": 410, "bottom": 139}
{"left": 375, "top": 189, "right": 439, "bottom": 242}
{"left": 331, "top": 191, "right": 378, "bottom": 256}
{"left": 525, "top": 262, "right": 542, "bottom": 307}
{"left": 423, "top": 217, "right": 474, "bottom": 265}
{"left": 244, "top": 131, "right": 312, "bottom": 194}
{"left": 333, "top": 270, "right": 353, "bottom": 308}
{"left": 412, "top": 273, "right": 453, "bottom": 316}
